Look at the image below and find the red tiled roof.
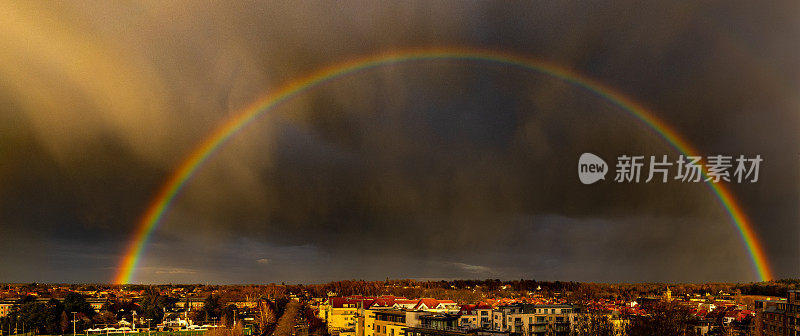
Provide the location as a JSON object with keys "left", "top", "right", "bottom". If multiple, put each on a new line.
{"left": 395, "top": 299, "right": 419, "bottom": 305}
{"left": 459, "top": 304, "right": 476, "bottom": 315}
{"left": 474, "top": 302, "right": 492, "bottom": 310}
{"left": 724, "top": 310, "right": 740, "bottom": 318}
{"left": 414, "top": 298, "right": 440, "bottom": 309}
{"left": 372, "top": 298, "right": 396, "bottom": 307}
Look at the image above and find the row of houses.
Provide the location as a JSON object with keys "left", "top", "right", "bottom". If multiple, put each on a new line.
{"left": 0, "top": 296, "right": 261, "bottom": 318}
{"left": 0, "top": 297, "right": 109, "bottom": 317}
{"left": 316, "top": 296, "right": 578, "bottom": 336}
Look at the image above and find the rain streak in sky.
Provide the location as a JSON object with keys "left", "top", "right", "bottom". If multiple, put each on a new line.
{"left": 0, "top": 1, "right": 797, "bottom": 284}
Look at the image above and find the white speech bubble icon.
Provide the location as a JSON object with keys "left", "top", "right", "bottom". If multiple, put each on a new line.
{"left": 578, "top": 153, "right": 607, "bottom": 184}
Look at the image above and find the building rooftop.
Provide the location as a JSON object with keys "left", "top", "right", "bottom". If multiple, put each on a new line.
{"left": 373, "top": 309, "right": 407, "bottom": 317}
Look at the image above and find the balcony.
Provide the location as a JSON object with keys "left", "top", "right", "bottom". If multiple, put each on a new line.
{"left": 417, "top": 324, "right": 470, "bottom": 333}
{"left": 529, "top": 325, "right": 547, "bottom": 333}
{"left": 553, "top": 325, "right": 570, "bottom": 333}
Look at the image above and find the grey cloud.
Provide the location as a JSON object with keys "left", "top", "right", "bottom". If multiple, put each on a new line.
{"left": 0, "top": 1, "right": 796, "bottom": 283}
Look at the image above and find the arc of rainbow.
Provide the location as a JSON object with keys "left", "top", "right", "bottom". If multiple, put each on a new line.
{"left": 115, "top": 47, "right": 773, "bottom": 284}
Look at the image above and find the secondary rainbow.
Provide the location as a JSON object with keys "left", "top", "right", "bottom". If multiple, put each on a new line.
{"left": 114, "top": 47, "right": 774, "bottom": 284}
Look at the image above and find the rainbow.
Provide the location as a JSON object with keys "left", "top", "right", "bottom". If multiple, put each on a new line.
{"left": 114, "top": 47, "right": 773, "bottom": 284}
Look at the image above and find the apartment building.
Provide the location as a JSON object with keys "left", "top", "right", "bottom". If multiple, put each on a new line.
{"left": 407, "top": 315, "right": 508, "bottom": 336}
{"left": 406, "top": 314, "right": 465, "bottom": 336}
{"left": 755, "top": 291, "right": 800, "bottom": 336}
{"left": 790, "top": 290, "right": 800, "bottom": 336}
{"left": 373, "top": 310, "right": 408, "bottom": 336}
{"left": 0, "top": 300, "right": 14, "bottom": 318}
{"left": 320, "top": 296, "right": 411, "bottom": 336}
{"left": 322, "top": 297, "right": 576, "bottom": 336}
{"left": 357, "top": 307, "right": 434, "bottom": 336}
{"left": 319, "top": 297, "right": 364, "bottom": 336}
{"left": 458, "top": 303, "right": 493, "bottom": 330}
{"left": 490, "top": 304, "right": 576, "bottom": 336}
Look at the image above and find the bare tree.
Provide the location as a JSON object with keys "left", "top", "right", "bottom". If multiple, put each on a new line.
{"left": 571, "top": 311, "right": 617, "bottom": 336}
{"left": 256, "top": 299, "right": 278, "bottom": 335}
{"left": 59, "top": 311, "right": 69, "bottom": 334}
{"left": 274, "top": 301, "right": 300, "bottom": 336}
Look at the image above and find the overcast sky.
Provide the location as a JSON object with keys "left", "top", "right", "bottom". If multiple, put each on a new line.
{"left": 0, "top": 1, "right": 797, "bottom": 284}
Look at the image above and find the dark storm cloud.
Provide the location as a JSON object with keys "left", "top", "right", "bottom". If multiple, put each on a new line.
{"left": 0, "top": 1, "right": 796, "bottom": 283}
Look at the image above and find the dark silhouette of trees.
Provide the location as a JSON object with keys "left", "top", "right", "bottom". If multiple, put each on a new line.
{"left": 92, "top": 310, "right": 117, "bottom": 326}
{"left": 64, "top": 292, "right": 95, "bottom": 317}
{"left": 570, "top": 311, "right": 617, "bottom": 336}
{"left": 3, "top": 297, "right": 70, "bottom": 334}
{"left": 221, "top": 304, "right": 237, "bottom": 327}
{"left": 139, "top": 288, "right": 178, "bottom": 324}
{"left": 625, "top": 302, "right": 697, "bottom": 336}
{"left": 197, "top": 294, "right": 223, "bottom": 323}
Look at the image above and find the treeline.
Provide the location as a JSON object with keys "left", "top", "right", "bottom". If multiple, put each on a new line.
{"left": 0, "top": 289, "right": 180, "bottom": 334}
{"left": 0, "top": 290, "right": 324, "bottom": 336}
{"left": 4, "top": 279, "right": 798, "bottom": 304}
{"left": 248, "top": 298, "right": 323, "bottom": 336}
{"left": 277, "top": 279, "right": 799, "bottom": 302}
{"left": 0, "top": 292, "right": 96, "bottom": 334}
